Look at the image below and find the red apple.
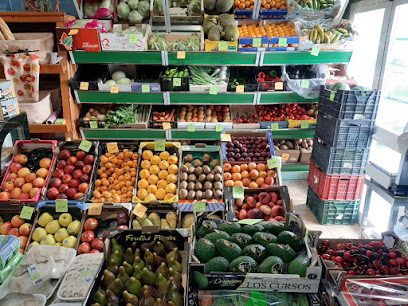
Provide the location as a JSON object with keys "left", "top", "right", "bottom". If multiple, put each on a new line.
{"left": 74, "top": 192, "right": 84, "bottom": 200}
{"left": 49, "top": 178, "right": 62, "bottom": 188}
{"left": 8, "top": 228, "right": 19, "bottom": 236}
{"left": 59, "top": 149, "right": 71, "bottom": 160}
{"left": 79, "top": 174, "right": 90, "bottom": 183}
{"left": 9, "top": 163, "right": 23, "bottom": 174}
{"left": 117, "top": 225, "right": 128, "bottom": 230}
{"left": 11, "top": 215, "right": 25, "bottom": 228}
{"left": 91, "top": 237, "right": 104, "bottom": 251}
{"left": 3, "top": 182, "right": 14, "bottom": 192}
{"left": 57, "top": 194, "right": 68, "bottom": 199}
{"left": 59, "top": 184, "right": 69, "bottom": 194}
{"left": 84, "top": 218, "right": 99, "bottom": 231}
{"left": 75, "top": 161, "right": 85, "bottom": 170}
{"left": 73, "top": 169, "right": 82, "bottom": 180}
{"left": 47, "top": 187, "right": 59, "bottom": 200}
{"left": 78, "top": 183, "right": 89, "bottom": 193}
{"left": 53, "top": 169, "right": 65, "bottom": 178}
{"left": 0, "top": 192, "right": 10, "bottom": 200}
{"left": 83, "top": 165, "right": 93, "bottom": 175}
{"left": 57, "top": 160, "right": 67, "bottom": 170}
{"left": 66, "top": 188, "right": 77, "bottom": 200}
{"left": 89, "top": 249, "right": 100, "bottom": 253}
{"left": 69, "top": 179, "right": 80, "bottom": 189}
{"left": 78, "top": 242, "right": 91, "bottom": 254}
{"left": 64, "top": 165, "right": 75, "bottom": 175}
{"left": 81, "top": 230, "right": 95, "bottom": 243}
{"left": 62, "top": 174, "right": 72, "bottom": 185}
{"left": 68, "top": 156, "right": 77, "bottom": 166}
{"left": 19, "top": 223, "right": 32, "bottom": 236}
{"left": 76, "top": 151, "right": 86, "bottom": 160}
{"left": 18, "top": 193, "right": 30, "bottom": 201}
{"left": 0, "top": 222, "right": 12, "bottom": 235}
{"left": 84, "top": 155, "right": 95, "bottom": 165}
{"left": 6, "top": 173, "right": 18, "bottom": 182}
{"left": 18, "top": 236, "right": 28, "bottom": 249}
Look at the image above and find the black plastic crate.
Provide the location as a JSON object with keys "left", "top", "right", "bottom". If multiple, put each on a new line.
{"left": 69, "top": 64, "right": 108, "bottom": 91}
{"left": 255, "top": 67, "right": 285, "bottom": 92}
{"left": 160, "top": 72, "right": 189, "bottom": 92}
{"left": 315, "top": 114, "right": 375, "bottom": 148}
{"left": 149, "top": 105, "right": 178, "bottom": 129}
{"left": 319, "top": 86, "right": 381, "bottom": 120}
{"left": 311, "top": 136, "right": 370, "bottom": 175}
{"left": 227, "top": 67, "right": 257, "bottom": 92}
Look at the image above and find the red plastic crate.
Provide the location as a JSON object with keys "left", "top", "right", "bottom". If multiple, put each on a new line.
{"left": 307, "top": 160, "right": 365, "bottom": 201}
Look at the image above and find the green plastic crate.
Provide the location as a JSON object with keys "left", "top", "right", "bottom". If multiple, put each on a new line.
{"left": 306, "top": 186, "right": 359, "bottom": 225}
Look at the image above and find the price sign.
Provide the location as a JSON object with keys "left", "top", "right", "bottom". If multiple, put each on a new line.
{"left": 267, "top": 158, "right": 280, "bottom": 169}
{"left": 209, "top": 87, "right": 218, "bottom": 95}
{"left": 304, "top": 228, "right": 310, "bottom": 243}
{"left": 88, "top": 204, "right": 102, "bottom": 216}
{"left": 193, "top": 202, "right": 206, "bottom": 213}
{"left": 89, "top": 121, "right": 98, "bottom": 129}
{"left": 142, "top": 84, "right": 150, "bottom": 93}
{"left": 27, "top": 265, "right": 44, "bottom": 286}
{"left": 233, "top": 186, "right": 245, "bottom": 199}
{"left": 216, "top": 124, "right": 224, "bottom": 132}
{"left": 20, "top": 206, "right": 34, "bottom": 220}
{"left": 162, "top": 122, "right": 171, "bottom": 130}
{"left": 173, "top": 78, "right": 181, "bottom": 87}
{"left": 218, "top": 41, "right": 227, "bottom": 51}
{"left": 237, "top": 219, "right": 263, "bottom": 225}
{"left": 221, "top": 134, "right": 231, "bottom": 142}
{"left": 133, "top": 203, "right": 148, "bottom": 218}
{"left": 270, "top": 122, "right": 279, "bottom": 131}
{"left": 236, "top": 85, "right": 244, "bottom": 93}
{"left": 80, "top": 82, "right": 89, "bottom": 90}
{"left": 78, "top": 139, "right": 92, "bottom": 153}
{"left": 301, "top": 121, "right": 309, "bottom": 129}
{"left": 68, "top": 29, "right": 78, "bottom": 35}
{"left": 311, "top": 46, "right": 320, "bottom": 56}
{"left": 301, "top": 80, "right": 310, "bottom": 89}
{"left": 129, "top": 34, "right": 140, "bottom": 43}
{"left": 275, "top": 82, "right": 283, "bottom": 90}
{"left": 187, "top": 124, "right": 195, "bottom": 132}
{"left": 278, "top": 38, "right": 287, "bottom": 47}
{"left": 177, "top": 51, "right": 186, "bottom": 59}
{"left": 107, "top": 142, "right": 119, "bottom": 154}
{"left": 154, "top": 140, "right": 166, "bottom": 151}
{"left": 330, "top": 91, "right": 335, "bottom": 101}
{"left": 79, "top": 267, "right": 93, "bottom": 284}
{"left": 253, "top": 38, "right": 262, "bottom": 48}
{"left": 110, "top": 86, "right": 119, "bottom": 94}
{"left": 55, "top": 199, "right": 68, "bottom": 213}
{"left": 281, "top": 153, "right": 290, "bottom": 161}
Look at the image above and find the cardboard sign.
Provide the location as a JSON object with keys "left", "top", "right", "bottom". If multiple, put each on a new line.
{"left": 78, "top": 140, "right": 92, "bottom": 152}
{"left": 177, "top": 51, "right": 186, "bottom": 59}
{"left": 88, "top": 204, "right": 102, "bottom": 216}
{"left": 110, "top": 86, "right": 119, "bottom": 94}
{"left": 20, "top": 206, "right": 34, "bottom": 220}
{"left": 55, "top": 199, "right": 68, "bottom": 213}
{"left": 221, "top": 134, "right": 232, "bottom": 142}
{"left": 162, "top": 122, "right": 171, "bottom": 130}
{"left": 133, "top": 203, "right": 148, "bottom": 218}
{"left": 80, "top": 82, "right": 89, "bottom": 90}
{"left": 236, "top": 85, "right": 245, "bottom": 93}
{"left": 89, "top": 121, "right": 98, "bottom": 129}
{"left": 107, "top": 142, "right": 119, "bottom": 154}
{"left": 187, "top": 124, "right": 195, "bottom": 132}
{"left": 267, "top": 158, "right": 280, "bottom": 169}
{"left": 233, "top": 186, "right": 245, "bottom": 199}
{"left": 209, "top": 87, "right": 218, "bottom": 95}
{"left": 193, "top": 202, "right": 206, "bottom": 213}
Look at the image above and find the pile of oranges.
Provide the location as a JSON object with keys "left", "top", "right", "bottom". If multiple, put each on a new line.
{"left": 238, "top": 23, "right": 296, "bottom": 38}
{"left": 235, "top": 0, "right": 255, "bottom": 10}
{"left": 261, "top": 0, "right": 287, "bottom": 10}
{"left": 92, "top": 149, "right": 138, "bottom": 203}
{"left": 224, "top": 162, "right": 277, "bottom": 188}
{"left": 136, "top": 150, "right": 179, "bottom": 202}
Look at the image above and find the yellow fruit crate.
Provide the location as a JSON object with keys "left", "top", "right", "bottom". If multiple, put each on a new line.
{"left": 287, "top": 118, "right": 317, "bottom": 129}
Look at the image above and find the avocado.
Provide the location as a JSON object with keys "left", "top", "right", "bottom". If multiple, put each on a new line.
{"left": 288, "top": 255, "right": 310, "bottom": 277}
{"left": 229, "top": 256, "right": 258, "bottom": 273}
{"left": 230, "top": 233, "right": 253, "bottom": 249}
{"left": 215, "top": 239, "right": 242, "bottom": 262}
{"left": 205, "top": 256, "right": 230, "bottom": 273}
{"left": 262, "top": 222, "right": 287, "bottom": 236}
{"left": 195, "top": 238, "right": 217, "bottom": 263}
{"left": 258, "top": 256, "right": 284, "bottom": 274}
{"left": 278, "top": 231, "right": 304, "bottom": 252}
{"left": 196, "top": 220, "right": 218, "bottom": 238}
{"left": 265, "top": 243, "right": 296, "bottom": 263}
{"left": 218, "top": 222, "right": 242, "bottom": 235}
{"left": 192, "top": 271, "right": 209, "bottom": 289}
{"left": 242, "top": 224, "right": 264, "bottom": 236}
{"left": 204, "top": 229, "right": 230, "bottom": 244}
{"left": 252, "top": 232, "right": 278, "bottom": 247}
{"left": 242, "top": 244, "right": 268, "bottom": 263}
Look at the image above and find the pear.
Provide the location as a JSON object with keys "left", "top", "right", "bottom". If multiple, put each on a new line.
{"left": 106, "top": 289, "right": 120, "bottom": 305}
{"left": 103, "top": 270, "right": 116, "bottom": 288}
{"left": 109, "top": 250, "right": 122, "bottom": 266}
{"left": 107, "top": 278, "right": 124, "bottom": 297}
{"left": 111, "top": 237, "right": 125, "bottom": 255}
{"left": 122, "top": 290, "right": 139, "bottom": 305}
{"left": 168, "top": 268, "right": 182, "bottom": 283}
{"left": 153, "top": 241, "right": 166, "bottom": 257}
{"left": 138, "top": 285, "right": 157, "bottom": 300}
{"left": 165, "top": 248, "right": 181, "bottom": 264}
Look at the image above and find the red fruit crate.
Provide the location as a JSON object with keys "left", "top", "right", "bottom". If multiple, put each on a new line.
{"left": 307, "top": 160, "right": 365, "bottom": 201}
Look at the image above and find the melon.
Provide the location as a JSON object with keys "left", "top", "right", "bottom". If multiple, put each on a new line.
{"left": 216, "top": 0, "right": 234, "bottom": 13}
{"left": 224, "top": 25, "right": 239, "bottom": 41}
{"left": 330, "top": 82, "right": 350, "bottom": 92}
{"left": 204, "top": 0, "right": 216, "bottom": 11}
{"left": 219, "top": 13, "right": 235, "bottom": 27}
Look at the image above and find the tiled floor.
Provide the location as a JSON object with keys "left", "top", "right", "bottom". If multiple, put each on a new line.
{"left": 283, "top": 180, "right": 362, "bottom": 239}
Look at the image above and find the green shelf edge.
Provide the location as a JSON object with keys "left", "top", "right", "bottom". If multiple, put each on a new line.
{"left": 77, "top": 91, "right": 164, "bottom": 104}
{"left": 81, "top": 129, "right": 166, "bottom": 139}
{"left": 259, "top": 92, "right": 318, "bottom": 104}
{"left": 72, "top": 51, "right": 162, "bottom": 64}
{"left": 262, "top": 51, "right": 353, "bottom": 65}
{"left": 171, "top": 130, "right": 221, "bottom": 139}
{"left": 170, "top": 92, "right": 255, "bottom": 104}
{"left": 168, "top": 52, "right": 258, "bottom": 65}
{"left": 281, "top": 163, "right": 310, "bottom": 172}
{"left": 270, "top": 128, "right": 315, "bottom": 138}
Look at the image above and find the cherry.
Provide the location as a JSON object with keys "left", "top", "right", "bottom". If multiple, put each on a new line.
{"left": 366, "top": 268, "right": 375, "bottom": 275}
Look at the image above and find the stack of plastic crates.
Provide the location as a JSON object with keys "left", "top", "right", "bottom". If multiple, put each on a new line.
{"left": 306, "top": 85, "right": 381, "bottom": 225}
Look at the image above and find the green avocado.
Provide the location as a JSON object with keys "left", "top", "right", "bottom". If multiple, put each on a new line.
{"left": 230, "top": 233, "right": 253, "bottom": 249}
{"left": 218, "top": 222, "right": 242, "bottom": 235}
{"left": 205, "top": 256, "right": 230, "bottom": 274}
{"left": 196, "top": 220, "right": 218, "bottom": 238}
{"left": 242, "top": 224, "right": 264, "bottom": 236}
{"left": 242, "top": 244, "right": 268, "bottom": 263}
{"left": 192, "top": 271, "right": 209, "bottom": 289}
{"left": 261, "top": 222, "right": 287, "bottom": 236}
{"left": 278, "top": 230, "right": 304, "bottom": 252}
{"left": 229, "top": 256, "right": 258, "bottom": 273}
{"left": 204, "top": 229, "right": 230, "bottom": 244}
{"left": 195, "top": 238, "right": 217, "bottom": 263}
{"left": 258, "top": 256, "right": 284, "bottom": 274}
{"left": 265, "top": 243, "right": 296, "bottom": 263}
{"left": 288, "top": 255, "right": 310, "bottom": 277}
{"left": 252, "top": 232, "right": 278, "bottom": 247}
{"left": 215, "top": 239, "right": 242, "bottom": 262}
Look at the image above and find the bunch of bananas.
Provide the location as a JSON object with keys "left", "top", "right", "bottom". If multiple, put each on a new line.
{"left": 295, "top": 0, "right": 335, "bottom": 9}
{"left": 303, "top": 24, "right": 349, "bottom": 44}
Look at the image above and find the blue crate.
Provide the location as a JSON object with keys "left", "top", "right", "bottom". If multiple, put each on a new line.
{"left": 238, "top": 36, "right": 269, "bottom": 52}
{"left": 269, "top": 36, "right": 300, "bottom": 51}
{"left": 260, "top": 120, "right": 288, "bottom": 129}
{"left": 259, "top": 9, "right": 288, "bottom": 19}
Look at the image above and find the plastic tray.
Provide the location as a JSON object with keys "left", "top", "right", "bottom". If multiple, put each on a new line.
{"left": 306, "top": 186, "right": 359, "bottom": 225}
{"left": 315, "top": 114, "right": 375, "bottom": 148}
{"left": 318, "top": 86, "right": 381, "bottom": 120}
{"left": 311, "top": 136, "right": 370, "bottom": 175}
{"left": 160, "top": 72, "right": 189, "bottom": 92}
{"left": 69, "top": 65, "right": 108, "bottom": 91}
{"left": 308, "top": 160, "right": 365, "bottom": 201}
{"left": 0, "top": 235, "right": 20, "bottom": 270}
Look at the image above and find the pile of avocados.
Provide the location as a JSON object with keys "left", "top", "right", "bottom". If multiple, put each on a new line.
{"left": 192, "top": 220, "right": 311, "bottom": 289}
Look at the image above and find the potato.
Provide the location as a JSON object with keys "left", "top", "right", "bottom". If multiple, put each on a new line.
{"left": 282, "top": 145, "right": 288, "bottom": 150}
{"left": 286, "top": 141, "right": 295, "bottom": 149}
{"left": 307, "top": 139, "right": 313, "bottom": 146}
{"left": 274, "top": 145, "right": 279, "bottom": 151}
{"left": 179, "top": 189, "right": 188, "bottom": 200}
{"left": 296, "top": 139, "right": 303, "bottom": 145}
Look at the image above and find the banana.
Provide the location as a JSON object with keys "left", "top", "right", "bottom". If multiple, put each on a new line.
{"left": 330, "top": 33, "right": 341, "bottom": 44}
{"left": 337, "top": 28, "right": 349, "bottom": 34}
{"left": 324, "top": 33, "right": 330, "bottom": 43}
{"left": 326, "top": 31, "right": 333, "bottom": 38}
{"left": 315, "top": 25, "right": 325, "bottom": 41}
{"left": 308, "top": 30, "right": 313, "bottom": 41}
{"left": 312, "top": 29, "right": 318, "bottom": 43}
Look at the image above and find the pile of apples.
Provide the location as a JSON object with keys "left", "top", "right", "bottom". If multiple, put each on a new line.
{"left": 78, "top": 213, "right": 129, "bottom": 254}
{"left": 0, "top": 154, "right": 51, "bottom": 201}
{"left": 224, "top": 162, "right": 277, "bottom": 188}
{"left": 46, "top": 149, "right": 95, "bottom": 200}
{"left": 235, "top": 191, "right": 285, "bottom": 221}
{"left": 225, "top": 136, "right": 271, "bottom": 162}
{"left": 0, "top": 215, "right": 33, "bottom": 253}
{"left": 28, "top": 212, "right": 81, "bottom": 250}
{"left": 257, "top": 105, "right": 285, "bottom": 122}
{"left": 284, "top": 104, "right": 314, "bottom": 121}
{"left": 232, "top": 113, "right": 258, "bottom": 125}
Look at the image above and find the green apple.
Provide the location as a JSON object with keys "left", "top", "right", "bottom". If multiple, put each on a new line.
{"left": 38, "top": 212, "right": 54, "bottom": 227}
{"left": 59, "top": 213, "right": 73, "bottom": 227}
{"left": 40, "top": 234, "right": 56, "bottom": 245}
{"left": 32, "top": 227, "right": 47, "bottom": 242}
{"left": 28, "top": 241, "right": 39, "bottom": 251}
{"left": 54, "top": 242, "right": 62, "bottom": 247}
{"left": 54, "top": 228, "right": 69, "bottom": 242}
{"left": 45, "top": 220, "right": 61, "bottom": 234}
{"left": 67, "top": 220, "right": 81, "bottom": 235}
{"left": 62, "top": 235, "right": 77, "bottom": 248}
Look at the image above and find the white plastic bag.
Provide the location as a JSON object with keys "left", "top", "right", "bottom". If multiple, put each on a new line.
{"left": 287, "top": 0, "right": 342, "bottom": 23}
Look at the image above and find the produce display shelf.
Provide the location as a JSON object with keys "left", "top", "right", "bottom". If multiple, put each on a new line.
{"left": 259, "top": 91, "right": 318, "bottom": 104}
{"left": 71, "top": 51, "right": 352, "bottom": 66}
{"left": 39, "top": 64, "right": 65, "bottom": 74}
{"left": 80, "top": 128, "right": 166, "bottom": 140}
{"left": 228, "top": 128, "right": 316, "bottom": 139}
{"left": 169, "top": 92, "right": 255, "bottom": 104}
{"left": 75, "top": 91, "right": 165, "bottom": 104}
{"left": 29, "top": 124, "right": 68, "bottom": 134}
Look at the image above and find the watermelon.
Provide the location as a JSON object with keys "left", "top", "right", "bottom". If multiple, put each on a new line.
{"left": 330, "top": 82, "right": 351, "bottom": 92}
{"left": 352, "top": 85, "right": 369, "bottom": 91}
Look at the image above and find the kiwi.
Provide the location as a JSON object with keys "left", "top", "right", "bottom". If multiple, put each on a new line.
{"left": 196, "top": 190, "right": 203, "bottom": 200}
{"left": 179, "top": 181, "right": 188, "bottom": 190}
{"left": 214, "top": 182, "right": 223, "bottom": 190}
{"left": 205, "top": 190, "right": 213, "bottom": 200}
{"left": 195, "top": 181, "right": 203, "bottom": 191}
{"left": 204, "top": 181, "right": 213, "bottom": 190}
{"left": 193, "top": 159, "right": 202, "bottom": 167}
{"left": 187, "top": 190, "right": 196, "bottom": 200}
{"left": 202, "top": 154, "right": 211, "bottom": 164}
{"left": 213, "top": 166, "right": 222, "bottom": 174}
{"left": 198, "top": 174, "right": 207, "bottom": 183}
{"left": 214, "top": 190, "right": 223, "bottom": 199}
{"left": 180, "top": 172, "right": 188, "bottom": 181}
{"left": 188, "top": 174, "right": 197, "bottom": 182}
{"left": 187, "top": 166, "right": 195, "bottom": 174}
{"left": 210, "top": 159, "right": 220, "bottom": 168}
{"left": 185, "top": 154, "right": 194, "bottom": 163}
{"left": 214, "top": 173, "right": 222, "bottom": 182}
{"left": 179, "top": 189, "right": 188, "bottom": 200}
{"left": 194, "top": 167, "right": 204, "bottom": 176}
{"left": 187, "top": 182, "right": 195, "bottom": 191}
{"left": 206, "top": 173, "right": 214, "bottom": 182}
{"left": 202, "top": 165, "right": 211, "bottom": 174}
{"left": 180, "top": 165, "right": 188, "bottom": 173}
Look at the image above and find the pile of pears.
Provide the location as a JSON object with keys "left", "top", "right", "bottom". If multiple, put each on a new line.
{"left": 92, "top": 237, "right": 184, "bottom": 306}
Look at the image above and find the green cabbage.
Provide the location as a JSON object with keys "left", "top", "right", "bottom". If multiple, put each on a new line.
{"left": 153, "top": 0, "right": 163, "bottom": 14}
{"left": 129, "top": 10, "right": 144, "bottom": 23}
{"left": 117, "top": 2, "right": 131, "bottom": 19}
{"left": 138, "top": 1, "right": 150, "bottom": 18}
{"left": 112, "top": 71, "right": 127, "bottom": 82}
{"left": 129, "top": 0, "right": 139, "bottom": 10}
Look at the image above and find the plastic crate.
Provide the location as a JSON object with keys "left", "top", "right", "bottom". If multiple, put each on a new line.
{"left": 69, "top": 64, "right": 108, "bottom": 91}
{"left": 311, "top": 136, "right": 370, "bottom": 175}
{"left": 319, "top": 86, "right": 381, "bottom": 120}
{"left": 160, "top": 71, "right": 189, "bottom": 92}
{"left": 315, "top": 114, "right": 375, "bottom": 148}
{"left": 306, "top": 187, "right": 359, "bottom": 225}
{"left": 308, "top": 160, "right": 365, "bottom": 201}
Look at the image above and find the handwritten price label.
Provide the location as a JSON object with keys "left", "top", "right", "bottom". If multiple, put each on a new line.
{"left": 80, "top": 82, "right": 89, "bottom": 90}
{"left": 270, "top": 122, "right": 279, "bottom": 130}
{"left": 177, "top": 51, "right": 186, "bottom": 59}
{"left": 301, "top": 121, "right": 309, "bottom": 129}
{"left": 281, "top": 153, "right": 290, "bottom": 161}
{"left": 311, "top": 46, "right": 320, "bottom": 56}
{"left": 173, "top": 78, "right": 181, "bottom": 87}
{"left": 107, "top": 142, "right": 119, "bottom": 154}
{"left": 218, "top": 41, "right": 227, "bottom": 51}
{"left": 301, "top": 80, "right": 310, "bottom": 89}
{"left": 237, "top": 219, "right": 263, "bottom": 225}
{"left": 216, "top": 124, "right": 224, "bottom": 132}
{"left": 110, "top": 86, "right": 119, "bottom": 94}
{"left": 253, "top": 38, "right": 262, "bottom": 48}
{"left": 275, "top": 82, "right": 283, "bottom": 90}
{"left": 55, "top": 199, "right": 68, "bottom": 213}
{"left": 236, "top": 85, "right": 245, "bottom": 93}
{"left": 193, "top": 202, "right": 206, "bottom": 213}
{"left": 154, "top": 140, "right": 166, "bottom": 151}
{"left": 20, "top": 206, "right": 34, "bottom": 220}
{"left": 89, "top": 121, "right": 98, "bottom": 129}
{"left": 278, "top": 38, "right": 287, "bottom": 47}
{"left": 267, "top": 158, "right": 280, "bottom": 169}
{"left": 209, "top": 87, "right": 218, "bottom": 95}
{"left": 133, "top": 203, "right": 148, "bottom": 218}
{"left": 187, "top": 124, "right": 195, "bottom": 132}
{"left": 129, "top": 34, "right": 140, "bottom": 44}
{"left": 221, "top": 134, "right": 231, "bottom": 142}
{"left": 142, "top": 84, "right": 150, "bottom": 93}
{"left": 162, "top": 122, "right": 171, "bottom": 130}
{"left": 78, "top": 140, "right": 92, "bottom": 153}
{"left": 233, "top": 186, "right": 245, "bottom": 199}
{"left": 88, "top": 204, "right": 102, "bottom": 216}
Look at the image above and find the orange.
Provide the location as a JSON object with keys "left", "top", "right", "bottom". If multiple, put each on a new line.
{"left": 248, "top": 162, "right": 257, "bottom": 170}
{"left": 225, "top": 180, "right": 234, "bottom": 186}
{"left": 95, "top": 179, "right": 102, "bottom": 187}
{"left": 166, "top": 174, "right": 177, "bottom": 184}
{"left": 148, "top": 175, "right": 159, "bottom": 185}
{"left": 168, "top": 155, "right": 178, "bottom": 165}
{"left": 141, "top": 160, "right": 151, "bottom": 169}
{"left": 232, "top": 165, "right": 241, "bottom": 173}
{"left": 150, "top": 165, "right": 160, "bottom": 175}
{"left": 155, "top": 188, "right": 166, "bottom": 200}
{"left": 143, "top": 150, "right": 153, "bottom": 160}
{"left": 159, "top": 151, "right": 170, "bottom": 161}
{"left": 138, "top": 179, "right": 149, "bottom": 189}
{"left": 224, "top": 173, "right": 232, "bottom": 180}
{"left": 139, "top": 169, "right": 150, "bottom": 179}
{"left": 151, "top": 155, "right": 161, "bottom": 165}
{"left": 232, "top": 173, "right": 242, "bottom": 181}
{"left": 165, "top": 183, "right": 177, "bottom": 194}
{"left": 249, "top": 182, "right": 259, "bottom": 188}
{"left": 137, "top": 189, "right": 148, "bottom": 200}
{"left": 168, "top": 164, "right": 178, "bottom": 175}
{"left": 158, "top": 170, "right": 169, "bottom": 180}
{"left": 240, "top": 164, "right": 248, "bottom": 172}
{"left": 147, "top": 184, "right": 158, "bottom": 194}
{"left": 157, "top": 179, "right": 168, "bottom": 189}
{"left": 234, "top": 181, "right": 243, "bottom": 187}
{"left": 159, "top": 160, "right": 169, "bottom": 170}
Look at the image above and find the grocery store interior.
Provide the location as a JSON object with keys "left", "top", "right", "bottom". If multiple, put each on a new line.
{"left": 0, "top": 0, "right": 407, "bottom": 305}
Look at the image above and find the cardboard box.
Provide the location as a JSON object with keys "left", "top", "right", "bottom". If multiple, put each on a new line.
{"left": 230, "top": 105, "right": 260, "bottom": 129}
{"left": 273, "top": 139, "right": 300, "bottom": 163}
{"left": 204, "top": 39, "right": 238, "bottom": 51}
{"left": 99, "top": 24, "right": 151, "bottom": 51}
{"left": 149, "top": 31, "right": 204, "bottom": 51}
